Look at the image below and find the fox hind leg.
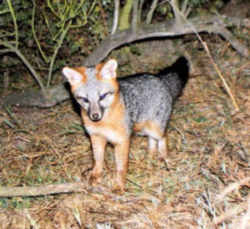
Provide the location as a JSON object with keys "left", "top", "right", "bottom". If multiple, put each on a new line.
{"left": 135, "top": 120, "right": 168, "bottom": 160}
{"left": 144, "top": 121, "right": 168, "bottom": 159}
{"left": 147, "top": 135, "right": 168, "bottom": 159}
{"left": 148, "top": 137, "right": 158, "bottom": 157}
{"left": 158, "top": 136, "right": 168, "bottom": 160}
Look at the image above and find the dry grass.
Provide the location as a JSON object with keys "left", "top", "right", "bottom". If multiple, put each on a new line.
{"left": 0, "top": 36, "right": 249, "bottom": 228}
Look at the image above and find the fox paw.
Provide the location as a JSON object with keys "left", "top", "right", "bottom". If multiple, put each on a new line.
{"left": 112, "top": 184, "right": 125, "bottom": 194}
{"left": 112, "top": 175, "right": 126, "bottom": 194}
{"left": 88, "top": 171, "right": 102, "bottom": 186}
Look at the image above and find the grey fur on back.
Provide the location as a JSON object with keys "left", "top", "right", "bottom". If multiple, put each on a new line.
{"left": 118, "top": 56, "right": 189, "bottom": 132}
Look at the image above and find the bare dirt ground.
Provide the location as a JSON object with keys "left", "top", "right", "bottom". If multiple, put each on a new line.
{"left": 0, "top": 34, "right": 249, "bottom": 228}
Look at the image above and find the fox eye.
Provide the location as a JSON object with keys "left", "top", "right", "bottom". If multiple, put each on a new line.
{"left": 82, "top": 97, "right": 89, "bottom": 103}
{"left": 99, "top": 92, "right": 111, "bottom": 101}
{"left": 77, "top": 96, "right": 88, "bottom": 103}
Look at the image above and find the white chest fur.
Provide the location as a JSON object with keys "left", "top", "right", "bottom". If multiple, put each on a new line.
{"left": 86, "top": 125, "right": 124, "bottom": 144}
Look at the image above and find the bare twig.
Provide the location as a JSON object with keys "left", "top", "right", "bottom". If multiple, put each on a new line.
{"left": 47, "top": 21, "right": 72, "bottom": 87}
{"left": 170, "top": 0, "right": 182, "bottom": 26}
{"left": 132, "top": 0, "right": 139, "bottom": 31}
{"left": 0, "top": 182, "right": 88, "bottom": 197}
{"left": 215, "top": 177, "right": 250, "bottom": 203}
{"left": 0, "top": 181, "right": 146, "bottom": 202}
{"left": 119, "top": 0, "right": 133, "bottom": 30}
{"left": 168, "top": 2, "right": 240, "bottom": 111}
{"left": 111, "top": 0, "right": 120, "bottom": 34}
{"left": 203, "top": 42, "right": 239, "bottom": 111}
{"left": 213, "top": 178, "right": 250, "bottom": 226}
{"left": 214, "top": 198, "right": 249, "bottom": 225}
{"left": 4, "top": 106, "right": 22, "bottom": 128}
{"left": 32, "top": 0, "right": 49, "bottom": 64}
{"left": 6, "top": 0, "right": 18, "bottom": 48}
{"left": 138, "top": 0, "right": 145, "bottom": 24}
{"left": 3, "top": 71, "right": 9, "bottom": 94}
{"left": 146, "top": 0, "right": 159, "bottom": 24}
{"left": 0, "top": 41, "right": 47, "bottom": 97}
{"left": 181, "top": 0, "right": 192, "bottom": 18}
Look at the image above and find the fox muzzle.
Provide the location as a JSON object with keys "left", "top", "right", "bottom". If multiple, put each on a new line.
{"left": 88, "top": 103, "right": 104, "bottom": 122}
{"left": 89, "top": 112, "right": 102, "bottom": 122}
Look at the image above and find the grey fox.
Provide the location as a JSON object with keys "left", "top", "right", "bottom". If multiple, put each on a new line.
{"left": 63, "top": 56, "right": 189, "bottom": 192}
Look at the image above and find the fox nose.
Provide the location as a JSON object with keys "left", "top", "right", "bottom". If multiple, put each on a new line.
{"left": 90, "top": 113, "right": 101, "bottom": 121}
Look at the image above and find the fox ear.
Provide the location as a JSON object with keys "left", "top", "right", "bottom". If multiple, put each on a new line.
{"left": 100, "top": 59, "right": 117, "bottom": 79}
{"left": 62, "top": 67, "right": 83, "bottom": 85}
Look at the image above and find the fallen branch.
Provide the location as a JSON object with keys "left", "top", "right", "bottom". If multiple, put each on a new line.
{"left": 1, "top": 84, "right": 69, "bottom": 108}
{"left": 0, "top": 181, "right": 153, "bottom": 203}
{"left": 0, "top": 182, "right": 88, "bottom": 197}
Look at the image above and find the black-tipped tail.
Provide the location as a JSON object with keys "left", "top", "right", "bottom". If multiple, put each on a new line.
{"left": 158, "top": 56, "right": 190, "bottom": 99}
{"left": 171, "top": 56, "right": 189, "bottom": 88}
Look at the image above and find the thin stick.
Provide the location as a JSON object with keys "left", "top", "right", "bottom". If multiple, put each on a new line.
{"left": 47, "top": 21, "right": 72, "bottom": 87}
{"left": 138, "top": 0, "right": 145, "bottom": 25}
{"left": 0, "top": 41, "right": 47, "bottom": 97}
{"left": 215, "top": 177, "right": 250, "bottom": 203}
{"left": 169, "top": 1, "right": 240, "bottom": 111}
{"left": 111, "top": 0, "right": 120, "bottom": 34}
{"left": 0, "top": 182, "right": 87, "bottom": 197}
{"left": 146, "top": 0, "right": 159, "bottom": 24}
{"left": 6, "top": 0, "right": 18, "bottom": 48}
{"left": 32, "top": 0, "right": 49, "bottom": 63}
{"left": 203, "top": 42, "right": 239, "bottom": 111}
{"left": 132, "top": 0, "right": 139, "bottom": 31}
{"left": 214, "top": 199, "right": 248, "bottom": 225}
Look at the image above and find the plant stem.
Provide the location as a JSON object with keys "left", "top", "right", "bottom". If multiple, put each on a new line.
{"left": 111, "top": 0, "right": 120, "bottom": 34}
{"left": 146, "top": 0, "right": 159, "bottom": 24}
{"left": 32, "top": 0, "right": 49, "bottom": 63}
{"left": 169, "top": 1, "right": 240, "bottom": 111}
{"left": 6, "top": 0, "right": 18, "bottom": 48}
{"left": 47, "top": 21, "right": 72, "bottom": 88}
{"left": 203, "top": 42, "right": 239, "bottom": 111}
{"left": 1, "top": 41, "right": 47, "bottom": 97}
{"left": 119, "top": 0, "right": 133, "bottom": 30}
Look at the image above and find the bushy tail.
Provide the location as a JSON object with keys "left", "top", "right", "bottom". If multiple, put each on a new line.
{"left": 170, "top": 56, "right": 189, "bottom": 88}
{"left": 158, "top": 56, "right": 189, "bottom": 99}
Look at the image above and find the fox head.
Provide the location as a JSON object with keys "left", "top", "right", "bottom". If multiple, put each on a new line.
{"left": 63, "top": 59, "right": 119, "bottom": 122}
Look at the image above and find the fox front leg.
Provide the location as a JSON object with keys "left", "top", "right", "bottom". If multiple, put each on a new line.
{"left": 89, "top": 135, "right": 107, "bottom": 185}
{"left": 113, "top": 139, "right": 130, "bottom": 193}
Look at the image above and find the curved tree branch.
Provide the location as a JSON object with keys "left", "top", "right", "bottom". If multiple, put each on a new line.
{"left": 83, "top": 14, "right": 249, "bottom": 66}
